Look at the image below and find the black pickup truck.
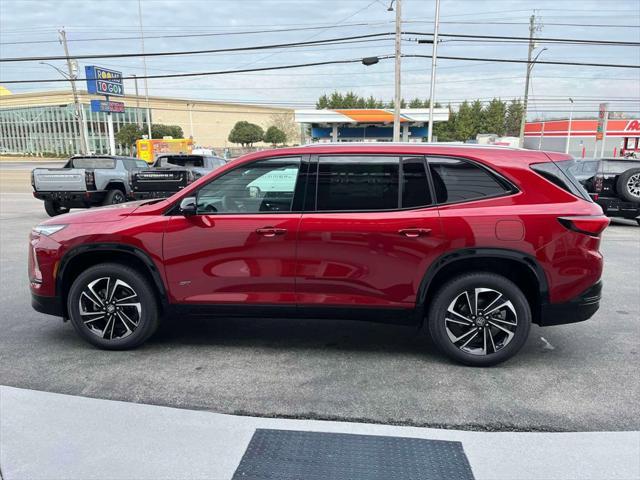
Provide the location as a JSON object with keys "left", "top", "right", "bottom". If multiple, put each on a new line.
{"left": 571, "top": 158, "right": 640, "bottom": 225}
{"left": 131, "top": 154, "right": 226, "bottom": 199}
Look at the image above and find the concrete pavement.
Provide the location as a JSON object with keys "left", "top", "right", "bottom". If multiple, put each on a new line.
{"left": 1, "top": 386, "right": 638, "bottom": 480}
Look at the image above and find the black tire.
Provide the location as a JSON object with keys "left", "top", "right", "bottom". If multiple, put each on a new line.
{"left": 427, "top": 272, "right": 531, "bottom": 367}
{"left": 102, "top": 189, "right": 126, "bottom": 206}
{"left": 44, "top": 199, "right": 69, "bottom": 217}
{"left": 616, "top": 168, "right": 640, "bottom": 203}
{"left": 67, "top": 263, "right": 159, "bottom": 350}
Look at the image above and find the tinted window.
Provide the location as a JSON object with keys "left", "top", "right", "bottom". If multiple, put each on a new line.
{"left": 196, "top": 158, "right": 300, "bottom": 214}
{"left": 533, "top": 160, "right": 592, "bottom": 201}
{"left": 70, "top": 157, "right": 115, "bottom": 169}
{"left": 402, "top": 158, "right": 432, "bottom": 208}
{"left": 159, "top": 155, "right": 205, "bottom": 168}
{"left": 317, "top": 156, "right": 399, "bottom": 211}
{"left": 428, "top": 158, "right": 508, "bottom": 203}
{"left": 136, "top": 160, "right": 149, "bottom": 169}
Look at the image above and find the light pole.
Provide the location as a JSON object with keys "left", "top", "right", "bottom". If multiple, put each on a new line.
{"left": 138, "top": 0, "right": 153, "bottom": 139}
{"left": 40, "top": 59, "right": 89, "bottom": 154}
{"left": 388, "top": 0, "right": 402, "bottom": 142}
{"left": 565, "top": 97, "right": 574, "bottom": 154}
{"left": 518, "top": 46, "right": 547, "bottom": 148}
{"left": 427, "top": 0, "right": 441, "bottom": 142}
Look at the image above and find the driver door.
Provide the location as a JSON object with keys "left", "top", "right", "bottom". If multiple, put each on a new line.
{"left": 163, "top": 156, "right": 305, "bottom": 305}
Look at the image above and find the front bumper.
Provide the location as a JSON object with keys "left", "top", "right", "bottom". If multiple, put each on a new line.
{"left": 538, "top": 280, "right": 602, "bottom": 326}
{"left": 33, "top": 190, "right": 107, "bottom": 207}
{"left": 31, "top": 293, "right": 64, "bottom": 317}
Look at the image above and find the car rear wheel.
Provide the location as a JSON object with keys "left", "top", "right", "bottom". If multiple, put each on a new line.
{"left": 427, "top": 272, "right": 531, "bottom": 366}
{"left": 67, "top": 263, "right": 159, "bottom": 349}
{"left": 44, "top": 199, "right": 69, "bottom": 217}
{"left": 616, "top": 168, "right": 640, "bottom": 203}
{"left": 103, "top": 189, "right": 126, "bottom": 205}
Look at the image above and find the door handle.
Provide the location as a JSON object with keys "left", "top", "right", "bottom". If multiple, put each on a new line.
{"left": 256, "top": 227, "right": 287, "bottom": 237}
{"left": 398, "top": 228, "right": 431, "bottom": 238}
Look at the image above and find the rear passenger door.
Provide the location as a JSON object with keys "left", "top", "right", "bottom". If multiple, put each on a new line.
{"left": 296, "top": 155, "right": 446, "bottom": 310}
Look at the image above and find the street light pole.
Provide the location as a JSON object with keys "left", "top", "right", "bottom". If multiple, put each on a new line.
{"left": 390, "top": 0, "right": 402, "bottom": 142}
{"left": 565, "top": 97, "right": 574, "bottom": 154}
{"left": 138, "top": 0, "right": 153, "bottom": 139}
{"left": 427, "top": 0, "right": 441, "bottom": 142}
{"left": 58, "top": 29, "right": 89, "bottom": 154}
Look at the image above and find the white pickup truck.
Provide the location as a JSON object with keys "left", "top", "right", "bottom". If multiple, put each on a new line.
{"left": 32, "top": 155, "right": 149, "bottom": 216}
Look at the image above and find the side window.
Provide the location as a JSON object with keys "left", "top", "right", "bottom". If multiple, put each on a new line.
{"left": 316, "top": 156, "right": 399, "bottom": 211}
{"left": 196, "top": 157, "right": 301, "bottom": 214}
{"left": 401, "top": 158, "right": 432, "bottom": 208}
{"left": 428, "top": 157, "right": 510, "bottom": 204}
{"left": 136, "top": 160, "right": 149, "bottom": 169}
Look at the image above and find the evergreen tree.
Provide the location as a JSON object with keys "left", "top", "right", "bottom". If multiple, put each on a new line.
{"left": 505, "top": 99, "right": 524, "bottom": 136}
{"left": 316, "top": 94, "right": 329, "bottom": 109}
{"left": 454, "top": 101, "right": 475, "bottom": 141}
{"left": 470, "top": 100, "right": 484, "bottom": 137}
{"left": 483, "top": 98, "right": 507, "bottom": 135}
{"left": 409, "top": 98, "right": 423, "bottom": 108}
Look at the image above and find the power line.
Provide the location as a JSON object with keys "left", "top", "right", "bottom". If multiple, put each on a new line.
{"left": 405, "top": 54, "right": 640, "bottom": 69}
{"left": 0, "top": 33, "right": 396, "bottom": 63}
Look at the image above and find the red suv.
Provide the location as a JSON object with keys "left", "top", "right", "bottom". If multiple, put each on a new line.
{"left": 29, "top": 145, "right": 608, "bottom": 366}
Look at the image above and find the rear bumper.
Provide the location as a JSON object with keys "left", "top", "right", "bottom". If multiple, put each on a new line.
{"left": 31, "top": 293, "right": 64, "bottom": 317}
{"left": 538, "top": 280, "right": 602, "bottom": 326}
{"left": 595, "top": 197, "right": 640, "bottom": 219}
{"left": 33, "top": 190, "right": 106, "bottom": 207}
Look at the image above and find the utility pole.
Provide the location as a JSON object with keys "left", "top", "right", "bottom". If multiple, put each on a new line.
{"left": 392, "top": 0, "right": 402, "bottom": 142}
{"left": 59, "top": 29, "right": 89, "bottom": 154}
{"left": 518, "top": 14, "right": 537, "bottom": 147}
{"left": 427, "top": 0, "right": 441, "bottom": 142}
{"left": 138, "top": 0, "right": 152, "bottom": 139}
{"left": 133, "top": 74, "right": 142, "bottom": 128}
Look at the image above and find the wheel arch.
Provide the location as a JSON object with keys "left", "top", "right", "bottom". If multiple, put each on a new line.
{"left": 417, "top": 248, "right": 549, "bottom": 326}
{"left": 56, "top": 244, "right": 168, "bottom": 317}
{"left": 104, "top": 180, "right": 127, "bottom": 193}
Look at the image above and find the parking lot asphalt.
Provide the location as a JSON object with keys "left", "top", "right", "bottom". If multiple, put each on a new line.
{"left": 1, "top": 163, "right": 639, "bottom": 432}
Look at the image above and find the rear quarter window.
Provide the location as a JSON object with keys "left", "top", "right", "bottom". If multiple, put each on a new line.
{"left": 531, "top": 160, "right": 592, "bottom": 201}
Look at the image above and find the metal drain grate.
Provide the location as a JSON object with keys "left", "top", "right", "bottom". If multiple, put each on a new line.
{"left": 232, "top": 429, "right": 475, "bottom": 480}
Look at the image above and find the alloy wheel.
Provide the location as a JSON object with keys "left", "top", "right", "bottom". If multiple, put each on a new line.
{"left": 627, "top": 173, "right": 640, "bottom": 199}
{"left": 112, "top": 192, "right": 125, "bottom": 204}
{"left": 444, "top": 287, "right": 517, "bottom": 356}
{"left": 78, "top": 277, "right": 142, "bottom": 340}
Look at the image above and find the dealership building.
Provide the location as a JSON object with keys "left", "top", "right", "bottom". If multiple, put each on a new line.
{"left": 524, "top": 118, "right": 640, "bottom": 158}
{"left": 0, "top": 89, "right": 292, "bottom": 156}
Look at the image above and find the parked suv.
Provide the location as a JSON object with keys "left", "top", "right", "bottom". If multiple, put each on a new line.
{"left": 29, "top": 145, "right": 608, "bottom": 366}
{"left": 570, "top": 158, "right": 640, "bottom": 225}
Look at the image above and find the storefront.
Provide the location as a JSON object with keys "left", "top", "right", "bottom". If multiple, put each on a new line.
{"left": 524, "top": 118, "right": 640, "bottom": 158}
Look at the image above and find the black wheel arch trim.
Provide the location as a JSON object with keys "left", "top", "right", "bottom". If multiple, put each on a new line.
{"left": 416, "top": 247, "right": 550, "bottom": 308}
{"left": 56, "top": 243, "right": 168, "bottom": 313}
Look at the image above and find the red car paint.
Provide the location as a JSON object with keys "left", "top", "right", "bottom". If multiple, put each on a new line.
{"left": 29, "top": 145, "right": 607, "bottom": 323}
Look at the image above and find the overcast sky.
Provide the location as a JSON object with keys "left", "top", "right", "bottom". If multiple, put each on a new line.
{"left": 1, "top": 0, "right": 639, "bottom": 119}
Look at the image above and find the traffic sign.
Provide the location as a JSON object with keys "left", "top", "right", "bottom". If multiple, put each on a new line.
{"left": 90, "top": 100, "right": 125, "bottom": 113}
{"left": 85, "top": 66, "right": 124, "bottom": 97}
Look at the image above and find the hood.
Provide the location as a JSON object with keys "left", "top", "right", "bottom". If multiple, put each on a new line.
{"left": 41, "top": 200, "right": 153, "bottom": 225}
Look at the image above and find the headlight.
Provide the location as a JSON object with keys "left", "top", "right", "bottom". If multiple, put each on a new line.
{"left": 32, "top": 224, "right": 67, "bottom": 236}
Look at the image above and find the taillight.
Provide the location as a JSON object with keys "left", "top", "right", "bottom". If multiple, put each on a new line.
{"left": 31, "top": 170, "right": 35, "bottom": 188}
{"left": 594, "top": 175, "right": 604, "bottom": 193}
{"left": 85, "top": 171, "right": 96, "bottom": 190}
{"left": 558, "top": 216, "right": 610, "bottom": 237}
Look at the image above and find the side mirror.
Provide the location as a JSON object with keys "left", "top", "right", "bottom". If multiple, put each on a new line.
{"left": 179, "top": 197, "right": 197, "bottom": 216}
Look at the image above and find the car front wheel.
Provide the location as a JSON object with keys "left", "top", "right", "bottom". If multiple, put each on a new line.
{"left": 427, "top": 272, "right": 531, "bottom": 366}
{"left": 67, "top": 263, "right": 159, "bottom": 349}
